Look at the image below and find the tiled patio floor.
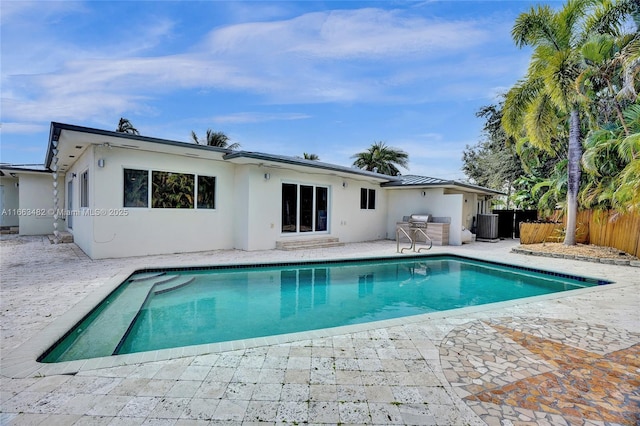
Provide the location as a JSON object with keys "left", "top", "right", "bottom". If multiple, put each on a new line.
{"left": 1, "top": 236, "right": 638, "bottom": 425}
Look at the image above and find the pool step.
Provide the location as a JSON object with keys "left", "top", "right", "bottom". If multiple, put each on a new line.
{"left": 52, "top": 275, "right": 176, "bottom": 361}
{"left": 153, "top": 276, "right": 197, "bottom": 295}
{"left": 276, "top": 237, "right": 344, "bottom": 251}
{"left": 129, "top": 272, "right": 166, "bottom": 282}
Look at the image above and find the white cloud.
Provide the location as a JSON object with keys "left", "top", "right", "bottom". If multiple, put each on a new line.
{"left": 206, "top": 8, "right": 489, "bottom": 60}
{"left": 1, "top": 3, "right": 522, "bottom": 139}
{"left": 0, "top": 122, "right": 49, "bottom": 134}
{"left": 212, "top": 112, "right": 311, "bottom": 124}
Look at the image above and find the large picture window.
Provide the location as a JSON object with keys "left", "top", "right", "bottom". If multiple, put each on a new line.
{"left": 152, "top": 171, "right": 195, "bottom": 209}
{"left": 124, "top": 169, "right": 149, "bottom": 207}
{"left": 360, "top": 188, "right": 376, "bottom": 210}
{"left": 197, "top": 176, "right": 216, "bottom": 209}
{"left": 124, "top": 168, "right": 216, "bottom": 210}
{"left": 282, "top": 183, "right": 328, "bottom": 233}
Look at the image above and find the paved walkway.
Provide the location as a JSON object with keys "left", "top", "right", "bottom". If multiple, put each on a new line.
{"left": 1, "top": 236, "right": 638, "bottom": 425}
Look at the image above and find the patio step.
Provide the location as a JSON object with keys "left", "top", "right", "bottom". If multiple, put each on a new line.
{"left": 47, "top": 232, "right": 74, "bottom": 243}
{"left": 276, "top": 236, "right": 344, "bottom": 251}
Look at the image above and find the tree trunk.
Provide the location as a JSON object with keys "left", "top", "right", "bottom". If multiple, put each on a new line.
{"left": 564, "top": 109, "right": 582, "bottom": 246}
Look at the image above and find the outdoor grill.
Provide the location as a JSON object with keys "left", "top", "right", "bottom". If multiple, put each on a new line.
{"left": 408, "top": 214, "right": 431, "bottom": 229}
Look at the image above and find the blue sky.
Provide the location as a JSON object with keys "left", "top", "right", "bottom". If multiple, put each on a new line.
{"left": 1, "top": 1, "right": 548, "bottom": 180}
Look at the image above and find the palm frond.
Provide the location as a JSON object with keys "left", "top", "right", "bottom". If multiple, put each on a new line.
{"left": 524, "top": 93, "right": 559, "bottom": 152}
{"left": 502, "top": 78, "right": 544, "bottom": 137}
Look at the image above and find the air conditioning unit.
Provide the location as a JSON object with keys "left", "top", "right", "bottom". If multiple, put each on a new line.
{"left": 476, "top": 214, "right": 499, "bottom": 241}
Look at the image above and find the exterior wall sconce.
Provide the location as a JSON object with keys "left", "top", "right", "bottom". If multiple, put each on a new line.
{"left": 342, "top": 181, "right": 348, "bottom": 188}
{"left": 98, "top": 158, "right": 105, "bottom": 168}
{"left": 71, "top": 173, "right": 77, "bottom": 178}
{"left": 264, "top": 173, "right": 270, "bottom": 180}
{"left": 421, "top": 191, "right": 427, "bottom": 197}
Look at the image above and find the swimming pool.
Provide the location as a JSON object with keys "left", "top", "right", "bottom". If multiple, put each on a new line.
{"left": 40, "top": 255, "right": 608, "bottom": 363}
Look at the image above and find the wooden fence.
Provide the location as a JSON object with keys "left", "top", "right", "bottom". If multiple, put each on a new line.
{"left": 519, "top": 210, "right": 640, "bottom": 258}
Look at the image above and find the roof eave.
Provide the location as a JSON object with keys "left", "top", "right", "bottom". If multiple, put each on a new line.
{"left": 0, "top": 166, "right": 51, "bottom": 176}
{"left": 381, "top": 180, "right": 505, "bottom": 196}
{"left": 45, "top": 122, "right": 232, "bottom": 168}
{"left": 223, "top": 151, "right": 400, "bottom": 182}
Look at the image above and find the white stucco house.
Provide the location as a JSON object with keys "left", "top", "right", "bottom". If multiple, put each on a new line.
{"left": 0, "top": 122, "right": 502, "bottom": 259}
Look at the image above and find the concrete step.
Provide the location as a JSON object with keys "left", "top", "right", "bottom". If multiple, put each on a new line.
{"left": 276, "top": 236, "right": 344, "bottom": 251}
{"left": 48, "top": 231, "right": 74, "bottom": 243}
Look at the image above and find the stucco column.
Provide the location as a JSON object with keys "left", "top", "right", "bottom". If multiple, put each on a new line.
{"left": 51, "top": 140, "right": 60, "bottom": 244}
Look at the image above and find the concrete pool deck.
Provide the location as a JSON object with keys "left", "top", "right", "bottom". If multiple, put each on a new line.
{"left": 1, "top": 235, "right": 638, "bottom": 425}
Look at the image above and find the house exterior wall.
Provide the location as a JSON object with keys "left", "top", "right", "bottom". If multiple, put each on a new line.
{"left": 333, "top": 179, "right": 388, "bottom": 242}
{"left": 239, "top": 166, "right": 388, "bottom": 251}
{"left": 18, "top": 173, "right": 63, "bottom": 235}
{"left": 386, "top": 188, "right": 464, "bottom": 245}
{"left": 232, "top": 167, "right": 251, "bottom": 250}
{"left": 75, "top": 146, "right": 237, "bottom": 259}
{"left": 7, "top": 123, "right": 499, "bottom": 256}
{"left": 0, "top": 177, "right": 20, "bottom": 227}
{"left": 64, "top": 146, "right": 94, "bottom": 256}
{"left": 433, "top": 193, "right": 464, "bottom": 245}
{"left": 461, "top": 192, "right": 477, "bottom": 230}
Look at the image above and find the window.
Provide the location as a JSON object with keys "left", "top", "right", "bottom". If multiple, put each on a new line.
{"left": 124, "top": 169, "right": 149, "bottom": 207}
{"left": 197, "top": 176, "right": 216, "bottom": 209}
{"left": 282, "top": 183, "right": 298, "bottom": 232}
{"left": 80, "top": 171, "right": 89, "bottom": 208}
{"left": 315, "top": 187, "right": 328, "bottom": 231}
{"left": 124, "top": 169, "right": 215, "bottom": 210}
{"left": 360, "top": 188, "right": 376, "bottom": 209}
{"left": 152, "top": 171, "right": 194, "bottom": 209}
{"left": 282, "top": 183, "right": 329, "bottom": 233}
{"left": 67, "top": 180, "right": 73, "bottom": 229}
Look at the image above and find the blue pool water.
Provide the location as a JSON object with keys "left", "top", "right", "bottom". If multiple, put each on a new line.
{"left": 41, "top": 255, "right": 607, "bottom": 363}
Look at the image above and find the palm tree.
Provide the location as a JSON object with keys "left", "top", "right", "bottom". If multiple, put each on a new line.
{"left": 299, "top": 153, "right": 320, "bottom": 161}
{"left": 582, "top": 104, "right": 640, "bottom": 212}
{"left": 191, "top": 129, "right": 241, "bottom": 150}
{"left": 351, "top": 141, "right": 409, "bottom": 176}
{"left": 502, "top": 0, "right": 596, "bottom": 246}
{"left": 116, "top": 118, "right": 139, "bottom": 135}
{"left": 577, "top": 32, "right": 639, "bottom": 136}
{"left": 577, "top": 1, "right": 639, "bottom": 212}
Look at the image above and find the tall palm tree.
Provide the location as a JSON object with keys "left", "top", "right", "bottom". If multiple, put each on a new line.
{"left": 502, "top": 0, "right": 596, "bottom": 246}
{"left": 351, "top": 141, "right": 409, "bottom": 176}
{"left": 191, "top": 129, "right": 241, "bottom": 150}
{"left": 116, "top": 117, "right": 139, "bottom": 135}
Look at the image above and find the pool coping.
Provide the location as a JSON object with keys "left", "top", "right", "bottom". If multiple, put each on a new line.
{"left": 0, "top": 252, "right": 627, "bottom": 379}
{"left": 511, "top": 247, "right": 640, "bottom": 267}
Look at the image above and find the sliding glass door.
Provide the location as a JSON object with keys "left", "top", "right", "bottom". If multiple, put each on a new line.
{"left": 282, "top": 183, "right": 328, "bottom": 233}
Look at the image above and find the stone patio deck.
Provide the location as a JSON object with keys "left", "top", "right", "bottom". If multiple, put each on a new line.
{"left": 1, "top": 236, "right": 638, "bottom": 425}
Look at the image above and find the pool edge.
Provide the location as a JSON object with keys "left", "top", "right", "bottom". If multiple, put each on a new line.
{"left": 1, "top": 251, "right": 623, "bottom": 378}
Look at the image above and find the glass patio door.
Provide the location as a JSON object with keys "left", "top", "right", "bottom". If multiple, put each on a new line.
{"left": 282, "top": 183, "right": 328, "bottom": 233}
